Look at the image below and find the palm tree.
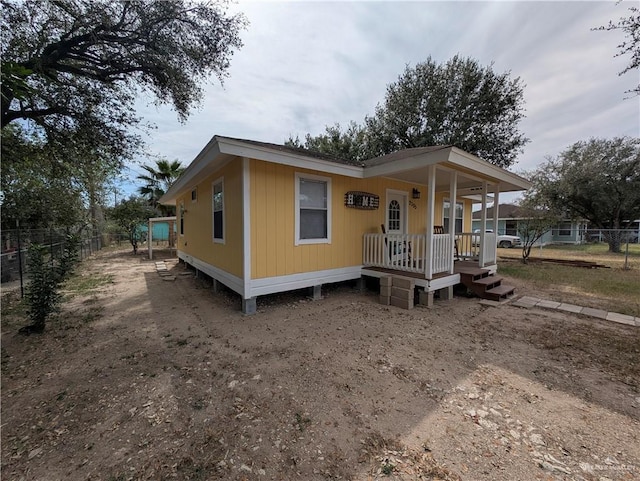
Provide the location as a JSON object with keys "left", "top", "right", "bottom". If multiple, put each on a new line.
{"left": 137, "top": 159, "right": 184, "bottom": 216}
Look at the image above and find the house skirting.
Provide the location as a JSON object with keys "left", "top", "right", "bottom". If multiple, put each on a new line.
{"left": 178, "top": 251, "right": 362, "bottom": 299}
{"left": 178, "top": 251, "right": 498, "bottom": 311}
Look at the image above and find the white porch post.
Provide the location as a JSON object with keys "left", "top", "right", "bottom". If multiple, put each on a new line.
{"left": 448, "top": 171, "right": 458, "bottom": 274}
{"left": 425, "top": 164, "right": 436, "bottom": 279}
{"left": 148, "top": 219, "right": 153, "bottom": 260}
{"left": 479, "top": 181, "right": 488, "bottom": 267}
{"left": 492, "top": 184, "right": 500, "bottom": 234}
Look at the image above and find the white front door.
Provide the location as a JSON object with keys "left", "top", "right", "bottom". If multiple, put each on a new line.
{"left": 386, "top": 191, "right": 407, "bottom": 234}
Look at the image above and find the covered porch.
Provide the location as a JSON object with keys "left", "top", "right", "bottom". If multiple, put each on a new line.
{"left": 360, "top": 146, "right": 531, "bottom": 291}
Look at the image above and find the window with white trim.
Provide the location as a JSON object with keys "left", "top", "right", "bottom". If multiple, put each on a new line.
{"left": 212, "top": 178, "right": 224, "bottom": 242}
{"left": 295, "top": 173, "right": 331, "bottom": 245}
{"left": 443, "top": 200, "right": 463, "bottom": 234}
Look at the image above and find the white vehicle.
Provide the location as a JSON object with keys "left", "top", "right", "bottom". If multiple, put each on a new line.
{"left": 472, "top": 229, "right": 522, "bottom": 248}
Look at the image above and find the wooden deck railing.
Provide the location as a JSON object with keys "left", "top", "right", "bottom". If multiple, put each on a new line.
{"left": 363, "top": 231, "right": 500, "bottom": 276}
{"left": 362, "top": 233, "right": 453, "bottom": 276}
{"left": 455, "top": 232, "right": 497, "bottom": 265}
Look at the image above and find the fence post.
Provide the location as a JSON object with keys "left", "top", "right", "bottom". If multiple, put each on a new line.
{"left": 16, "top": 221, "right": 24, "bottom": 298}
{"left": 624, "top": 235, "right": 630, "bottom": 270}
{"left": 49, "top": 227, "right": 54, "bottom": 267}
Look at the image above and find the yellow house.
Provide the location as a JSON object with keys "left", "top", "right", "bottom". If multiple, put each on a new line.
{"left": 159, "top": 136, "right": 531, "bottom": 314}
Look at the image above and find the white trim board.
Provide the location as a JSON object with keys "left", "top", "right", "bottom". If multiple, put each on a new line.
{"left": 178, "top": 251, "right": 244, "bottom": 296}
{"left": 249, "top": 266, "right": 363, "bottom": 298}
{"left": 242, "top": 157, "right": 252, "bottom": 299}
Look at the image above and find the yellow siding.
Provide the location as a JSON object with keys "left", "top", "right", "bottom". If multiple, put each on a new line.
{"left": 250, "top": 159, "right": 462, "bottom": 279}
{"left": 177, "top": 159, "right": 243, "bottom": 278}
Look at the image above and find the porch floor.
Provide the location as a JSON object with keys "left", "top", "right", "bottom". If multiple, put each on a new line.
{"left": 362, "top": 260, "right": 489, "bottom": 291}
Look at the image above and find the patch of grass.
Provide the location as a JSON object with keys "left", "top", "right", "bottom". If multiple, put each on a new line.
{"left": 500, "top": 243, "right": 640, "bottom": 270}
{"left": 381, "top": 460, "right": 395, "bottom": 475}
{"left": 500, "top": 262, "right": 640, "bottom": 317}
{"left": 63, "top": 273, "right": 114, "bottom": 295}
{"left": 1, "top": 291, "right": 27, "bottom": 317}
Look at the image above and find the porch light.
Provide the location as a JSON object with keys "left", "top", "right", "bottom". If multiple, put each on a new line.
{"left": 412, "top": 188, "right": 421, "bottom": 199}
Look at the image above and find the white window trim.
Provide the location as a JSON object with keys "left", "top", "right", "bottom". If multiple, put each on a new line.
{"left": 385, "top": 189, "right": 408, "bottom": 234}
{"left": 212, "top": 177, "right": 225, "bottom": 244}
{"left": 295, "top": 172, "right": 332, "bottom": 246}
{"left": 179, "top": 201, "right": 185, "bottom": 237}
{"left": 443, "top": 198, "right": 464, "bottom": 233}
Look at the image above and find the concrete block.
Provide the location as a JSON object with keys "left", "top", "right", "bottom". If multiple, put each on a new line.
{"left": 242, "top": 297, "right": 257, "bottom": 315}
{"left": 536, "top": 299, "right": 561, "bottom": 309}
{"left": 418, "top": 290, "right": 434, "bottom": 308}
{"left": 311, "top": 284, "right": 322, "bottom": 301}
{"left": 512, "top": 300, "right": 534, "bottom": 309}
{"left": 390, "top": 295, "right": 414, "bottom": 310}
{"left": 439, "top": 286, "right": 454, "bottom": 300}
{"left": 379, "top": 276, "right": 393, "bottom": 287}
{"left": 355, "top": 277, "right": 366, "bottom": 292}
{"left": 580, "top": 307, "right": 608, "bottom": 320}
{"left": 557, "top": 303, "right": 582, "bottom": 314}
{"left": 606, "top": 311, "right": 636, "bottom": 326}
{"left": 379, "top": 295, "right": 391, "bottom": 305}
{"left": 519, "top": 296, "right": 541, "bottom": 305}
{"left": 391, "top": 286, "right": 413, "bottom": 300}
{"left": 392, "top": 277, "right": 415, "bottom": 289}
{"left": 212, "top": 279, "right": 221, "bottom": 293}
{"left": 380, "top": 286, "right": 392, "bottom": 297}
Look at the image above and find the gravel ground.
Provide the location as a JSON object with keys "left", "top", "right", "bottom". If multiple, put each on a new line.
{"left": 2, "top": 248, "right": 639, "bottom": 480}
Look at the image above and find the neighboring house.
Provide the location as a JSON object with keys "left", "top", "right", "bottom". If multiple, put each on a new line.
{"left": 159, "top": 136, "right": 530, "bottom": 314}
{"left": 472, "top": 204, "right": 587, "bottom": 245}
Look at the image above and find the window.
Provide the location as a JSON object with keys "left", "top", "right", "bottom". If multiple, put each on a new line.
{"left": 179, "top": 202, "right": 185, "bottom": 236}
{"left": 443, "top": 200, "right": 463, "bottom": 233}
{"left": 295, "top": 173, "right": 331, "bottom": 245}
{"left": 191, "top": 188, "right": 197, "bottom": 202}
{"left": 505, "top": 220, "right": 518, "bottom": 236}
{"left": 388, "top": 200, "right": 401, "bottom": 231}
{"left": 212, "top": 178, "right": 224, "bottom": 242}
{"left": 558, "top": 223, "right": 571, "bottom": 237}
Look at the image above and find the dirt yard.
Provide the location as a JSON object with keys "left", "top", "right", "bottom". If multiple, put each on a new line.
{"left": 2, "top": 249, "right": 639, "bottom": 480}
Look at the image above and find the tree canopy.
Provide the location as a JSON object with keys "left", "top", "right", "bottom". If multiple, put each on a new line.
{"left": 109, "top": 196, "right": 156, "bottom": 254}
{"left": 287, "top": 56, "right": 528, "bottom": 168}
{"left": 528, "top": 137, "right": 640, "bottom": 252}
{"left": 1, "top": 0, "right": 246, "bottom": 156}
{"left": 595, "top": 3, "right": 640, "bottom": 96}
{"left": 137, "top": 159, "right": 185, "bottom": 216}
{"left": 1, "top": 123, "right": 121, "bottom": 231}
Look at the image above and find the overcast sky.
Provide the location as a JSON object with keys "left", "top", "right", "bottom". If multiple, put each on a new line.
{"left": 126, "top": 0, "right": 639, "bottom": 202}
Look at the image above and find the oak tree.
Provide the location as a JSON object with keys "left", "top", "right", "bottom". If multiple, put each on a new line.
{"left": 1, "top": 0, "right": 246, "bottom": 157}
{"left": 530, "top": 137, "right": 640, "bottom": 253}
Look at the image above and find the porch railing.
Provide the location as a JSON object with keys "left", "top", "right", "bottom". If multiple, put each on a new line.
{"left": 363, "top": 232, "right": 499, "bottom": 276}
{"left": 483, "top": 232, "right": 497, "bottom": 265}
{"left": 363, "top": 234, "right": 425, "bottom": 273}
{"left": 456, "top": 233, "right": 479, "bottom": 260}
{"left": 432, "top": 233, "right": 452, "bottom": 274}
{"left": 362, "top": 233, "right": 453, "bottom": 276}
{"left": 455, "top": 232, "right": 497, "bottom": 265}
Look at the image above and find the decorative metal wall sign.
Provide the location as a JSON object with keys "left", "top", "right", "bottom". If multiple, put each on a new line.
{"left": 344, "top": 191, "right": 379, "bottom": 210}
